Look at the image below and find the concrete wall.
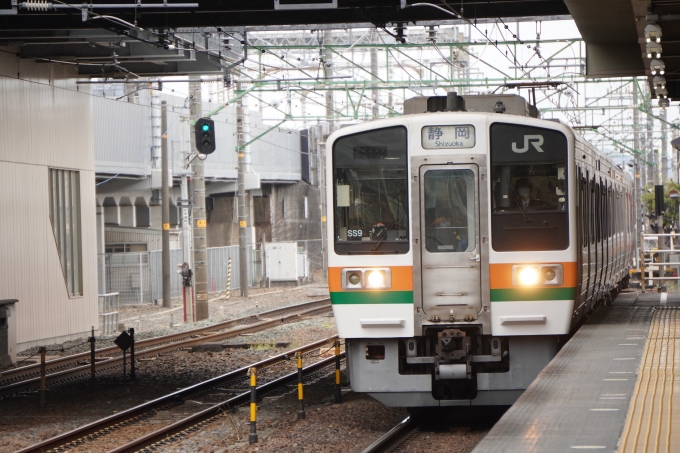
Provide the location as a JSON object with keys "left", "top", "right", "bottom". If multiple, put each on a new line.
{"left": 204, "top": 182, "right": 322, "bottom": 247}
{"left": 268, "top": 182, "right": 322, "bottom": 242}
{"left": 0, "top": 51, "right": 99, "bottom": 351}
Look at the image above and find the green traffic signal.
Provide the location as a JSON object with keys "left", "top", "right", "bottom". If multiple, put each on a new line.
{"left": 194, "top": 118, "right": 216, "bottom": 154}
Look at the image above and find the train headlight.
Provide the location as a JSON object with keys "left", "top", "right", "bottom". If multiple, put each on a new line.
{"left": 512, "top": 264, "right": 564, "bottom": 286}
{"left": 518, "top": 266, "right": 540, "bottom": 286}
{"left": 341, "top": 268, "right": 392, "bottom": 290}
{"left": 366, "top": 270, "right": 386, "bottom": 288}
{"left": 348, "top": 273, "right": 361, "bottom": 285}
{"left": 543, "top": 269, "right": 556, "bottom": 281}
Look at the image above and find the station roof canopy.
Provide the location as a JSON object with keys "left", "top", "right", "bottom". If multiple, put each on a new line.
{"left": 565, "top": 0, "right": 680, "bottom": 100}
{"left": 0, "top": 0, "right": 677, "bottom": 99}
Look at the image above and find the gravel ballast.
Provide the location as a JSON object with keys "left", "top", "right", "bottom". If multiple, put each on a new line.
{"left": 1, "top": 281, "right": 489, "bottom": 453}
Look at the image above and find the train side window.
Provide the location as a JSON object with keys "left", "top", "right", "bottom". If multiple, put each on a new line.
{"left": 582, "top": 176, "right": 588, "bottom": 246}
{"left": 589, "top": 177, "right": 594, "bottom": 245}
{"left": 596, "top": 181, "right": 601, "bottom": 243}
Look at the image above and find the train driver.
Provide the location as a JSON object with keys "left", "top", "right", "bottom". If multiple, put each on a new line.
{"left": 513, "top": 177, "right": 547, "bottom": 209}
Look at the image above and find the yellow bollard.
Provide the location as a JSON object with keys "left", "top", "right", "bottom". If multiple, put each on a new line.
{"left": 334, "top": 340, "right": 342, "bottom": 404}
{"left": 249, "top": 367, "right": 258, "bottom": 444}
{"left": 297, "top": 351, "right": 305, "bottom": 419}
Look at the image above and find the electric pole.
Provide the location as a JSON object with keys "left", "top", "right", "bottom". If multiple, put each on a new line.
{"left": 161, "top": 100, "right": 171, "bottom": 308}
{"left": 191, "top": 82, "right": 209, "bottom": 321}
{"left": 236, "top": 80, "right": 249, "bottom": 297}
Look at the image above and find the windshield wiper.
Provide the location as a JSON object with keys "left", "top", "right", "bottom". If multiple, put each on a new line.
{"left": 509, "top": 187, "right": 531, "bottom": 223}
{"left": 371, "top": 218, "right": 398, "bottom": 251}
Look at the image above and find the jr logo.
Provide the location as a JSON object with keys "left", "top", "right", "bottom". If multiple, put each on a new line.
{"left": 511, "top": 135, "right": 545, "bottom": 153}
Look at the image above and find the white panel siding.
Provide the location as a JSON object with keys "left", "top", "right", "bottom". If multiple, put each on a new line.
{"left": 0, "top": 54, "right": 94, "bottom": 172}
{"left": 0, "top": 51, "right": 98, "bottom": 350}
{"left": 90, "top": 90, "right": 303, "bottom": 183}
{"left": 93, "top": 96, "right": 152, "bottom": 175}
{"left": 0, "top": 163, "right": 98, "bottom": 348}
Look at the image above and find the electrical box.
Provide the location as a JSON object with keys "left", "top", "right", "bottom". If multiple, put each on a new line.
{"left": 297, "top": 250, "right": 309, "bottom": 281}
{"left": 265, "top": 242, "right": 299, "bottom": 283}
{"left": 0, "top": 299, "right": 18, "bottom": 366}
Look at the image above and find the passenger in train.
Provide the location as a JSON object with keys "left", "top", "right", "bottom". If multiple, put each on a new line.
{"left": 513, "top": 177, "right": 547, "bottom": 208}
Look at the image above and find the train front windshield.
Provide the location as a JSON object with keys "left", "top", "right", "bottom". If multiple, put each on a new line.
{"left": 490, "top": 123, "right": 569, "bottom": 251}
{"left": 332, "top": 126, "right": 409, "bottom": 255}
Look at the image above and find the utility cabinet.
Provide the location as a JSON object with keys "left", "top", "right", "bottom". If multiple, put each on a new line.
{"left": 0, "top": 299, "right": 18, "bottom": 366}
{"left": 265, "top": 242, "right": 299, "bottom": 286}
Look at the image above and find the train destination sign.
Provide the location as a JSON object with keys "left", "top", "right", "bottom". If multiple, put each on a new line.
{"left": 421, "top": 125, "right": 475, "bottom": 149}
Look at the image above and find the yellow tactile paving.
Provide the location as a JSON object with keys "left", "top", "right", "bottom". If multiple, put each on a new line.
{"left": 620, "top": 307, "right": 679, "bottom": 453}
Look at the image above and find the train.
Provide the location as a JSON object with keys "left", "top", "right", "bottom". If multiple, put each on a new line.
{"left": 326, "top": 93, "right": 635, "bottom": 407}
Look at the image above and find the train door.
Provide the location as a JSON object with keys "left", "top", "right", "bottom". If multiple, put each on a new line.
{"left": 419, "top": 164, "right": 482, "bottom": 320}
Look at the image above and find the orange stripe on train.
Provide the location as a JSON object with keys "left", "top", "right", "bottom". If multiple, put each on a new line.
{"left": 328, "top": 266, "right": 413, "bottom": 292}
{"left": 489, "top": 262, "right": 577, "bottom": 289}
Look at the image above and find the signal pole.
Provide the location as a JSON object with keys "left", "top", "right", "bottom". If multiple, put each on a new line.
{"left": 191, "top": 81, "right": 209, "bottom": 321}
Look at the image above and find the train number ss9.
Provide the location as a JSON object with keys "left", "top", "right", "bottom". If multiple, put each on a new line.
{"left": 347, "top": 229, "right": 364, "bottom": 239}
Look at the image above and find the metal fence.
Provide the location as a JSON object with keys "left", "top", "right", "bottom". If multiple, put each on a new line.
{"left": 98, "top": 240, "right": 322, "bottom": 304}
{"left": 98, "top": 253, "right": 151, "bottom": 304}
{"left": 207, "top": 246, "right": 243, "bottom": 293}
{"left": 98, "top": 293, "right": 119, "bottom": 335}
{"left": 297, "top": 239, "right": 323, "bottom": 273}
{"left": 149, "top": 249, "right": 184, "bottom": 302}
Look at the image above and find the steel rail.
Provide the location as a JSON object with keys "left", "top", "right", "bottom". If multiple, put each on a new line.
{"left": 109, "top": 353, "right": 344, "bottom": 453}
{"left": 361, "top": 416, "right": 416, "bottom": 453}
{"left": 1, "top": 297, "right": 330, "bottom": 384}
{"left": 1, "top": 299, "right": 331, "bottom": 397}
{"left": 1, "top": 297, "right": 331, "bottom": 385}
{"left": 16, "top": 336, "right": 340, "bottom": 453}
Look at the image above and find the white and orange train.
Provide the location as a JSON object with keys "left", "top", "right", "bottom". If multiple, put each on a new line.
{"left": 326, "top": 94, "right": 635, "bottom": 407}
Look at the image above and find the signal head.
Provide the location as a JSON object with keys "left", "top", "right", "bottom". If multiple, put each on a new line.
{"left": 194, "top": 118, "right": 216, "bottom": 155}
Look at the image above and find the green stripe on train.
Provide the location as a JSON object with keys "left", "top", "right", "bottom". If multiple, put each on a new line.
{"left": 330, "top": 291, "right": 413, "bottom": 304}
{"left": 490, "top": 287, "right": 576, "bottom": 302}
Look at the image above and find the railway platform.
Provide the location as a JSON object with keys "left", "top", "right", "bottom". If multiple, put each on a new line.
{"left": 472, "top": 291, "right": 680, "bottom": 453}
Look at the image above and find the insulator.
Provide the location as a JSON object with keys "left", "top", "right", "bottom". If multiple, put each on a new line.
{"left": 24, "top": 0, "right": 51, "bottom": 11}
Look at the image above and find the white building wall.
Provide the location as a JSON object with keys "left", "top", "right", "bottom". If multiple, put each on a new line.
{"left": 93, "top": 92, "right": 303, "bottom": 182}
{"left": 105, "top": 228, "right": 181, "bottom": 251}
{"left": 0, "top": 51, "right": 99, "bottom": 350}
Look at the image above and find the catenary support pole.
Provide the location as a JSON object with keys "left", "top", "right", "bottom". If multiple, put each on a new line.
{"left": 180, "top": 157, "right": 193, "bottom": 323}
{"left": 662, "top": 106, "right": 668, "bottom": 184}
{"left": 634, "top": 81, "right": 642, "bottom": 272}
{"left": 161, "top": 100, "right": 171, "bottom": 308}
{"left": 237, "top": 80, "right": 249, "bottom": 297}
{"left": 191, "top": 81, "right": 209, "bottom": 320}
{"left": 649, "top": 105, "right": 656, "bottom": 185}
{"left": 322, "top": 30, "right": 334, "bottom": 280}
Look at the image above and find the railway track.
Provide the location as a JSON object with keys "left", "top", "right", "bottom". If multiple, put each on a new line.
{"left": 17, "top": 337, "right": 343, "bottom": 453}
{"left": 361, "top": 416, "right": 420, "bottom": 453}
{"left": 362, "top": 408, "right": 496, "bottom": 453}
{"left": 0, "top": 298, "right": 331, "bottom": 398}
